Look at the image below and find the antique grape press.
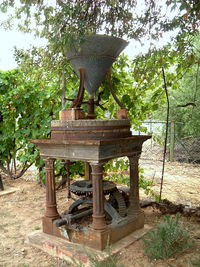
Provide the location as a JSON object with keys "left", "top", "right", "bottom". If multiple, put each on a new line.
{"left": 31, "top": 35, "right": 150, "bottom": 251}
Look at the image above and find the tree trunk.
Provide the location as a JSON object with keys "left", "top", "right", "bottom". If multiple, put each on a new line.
{"left": 0, "top": 174, "right": 4, "bottom": 191}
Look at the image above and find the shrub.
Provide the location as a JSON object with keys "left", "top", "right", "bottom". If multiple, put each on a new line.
{"left": 143, "top": 214, "right": 193, "bottom": 259}
{"left": 192, "top": 256, "right": 200, "bottom": 266}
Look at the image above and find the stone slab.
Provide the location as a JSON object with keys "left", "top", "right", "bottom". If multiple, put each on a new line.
{"left": 28, "top": 225, "right": 151, "bottom": 266}
{"left": 0, "top": 187, "right": 19, "bottom": 197}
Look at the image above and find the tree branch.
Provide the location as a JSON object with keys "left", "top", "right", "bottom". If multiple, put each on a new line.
{"left": 159, "top": 66, "right": 170, "bottom": 202}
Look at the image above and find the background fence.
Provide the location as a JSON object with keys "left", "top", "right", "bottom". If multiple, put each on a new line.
{"left": 132, "top": 120, "right": 200, "bottom": 164}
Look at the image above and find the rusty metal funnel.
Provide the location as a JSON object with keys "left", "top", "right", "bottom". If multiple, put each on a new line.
{"left": 64, "top": 35, "right": 128, "bottom": 96}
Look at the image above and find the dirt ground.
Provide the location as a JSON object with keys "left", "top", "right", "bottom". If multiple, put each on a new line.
{"left": 0, "top": 160, "right": 200, "bottom": 267}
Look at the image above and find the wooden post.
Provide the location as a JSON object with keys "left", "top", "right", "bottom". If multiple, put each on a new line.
{"left": 128, "top": 154, "right": 141, "bottom": 215}
{"left": 169, "top": 121, "right": 175, "bottom": 162}
{"left": 90, "top": 162, "right": 106, "bottom": 230}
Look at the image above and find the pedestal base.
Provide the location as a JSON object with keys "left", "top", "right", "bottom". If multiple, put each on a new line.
{"left": 42, "top": 211, "right": 145, "bottom": 251}
{"left": 69, "top": 211, "right": 144, "bottom": 250}
{"left": 42, "top": 216, "right": 61, "bottom": 238}
{"left": 28, "top": 225, "right": 151, "bottom": 266}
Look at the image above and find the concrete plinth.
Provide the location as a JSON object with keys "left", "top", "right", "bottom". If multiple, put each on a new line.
{"left": 28, "top": 225, "right": 151, "bottom": 266}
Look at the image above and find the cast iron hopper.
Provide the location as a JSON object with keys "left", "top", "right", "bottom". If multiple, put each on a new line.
{"left": 64, "top": 35, "right": 128, "bottom": 96}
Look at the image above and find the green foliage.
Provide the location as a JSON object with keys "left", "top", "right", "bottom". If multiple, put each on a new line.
{"left": 105, "top": 158, "right": 129, "bottom": 173}
{"left": 13, "top": 47, "right": 161, "bottom": 128}
{"left": 106, "top": 173, "right": 129, "bottom": 186}
{"left": 98, "top": 53, "right": 169, "bottom": 128}
{"left": 170, "top": 63, "right": 200, "bottom": 138}
{"left": 0, "top": 69, "right": 60, "bottom": 179}
{"left": 143, "top": 214, "right": 193, "bottom": 259}
{"left": 0, "top": 0, "right": 139, "bottom": 73}
{"left": 192, "top": 256, "right": 200, "bottom": 267}
{"left": 105, "top": 158, "right": 155, "bottom": 198}
{"left": 1, "top": 1, "right": 200, "bottom": 141}
{"left": 2, "top": 1, "right": 199, "bottom": 141}
{"left": 139, "top": 170, "right": 156, "bottom": 197}
{"left": 153, "top": 34, "right": 200, "bottom": 139}
{"left": 34, "top": 225, "right": 41, "bottom": 230}
{"left": 0, "top": 67, "right": 88, "bottom": 182}
{"left": 0, "top": 60, "right": 88, "bottom": 182}
{"left": 1, "top": 0, "right": 200, "bottom": 56}
{"left": 53, "top": 160, "right": 84, "bottom": 184}
{"left": 1, "top": 0, "right": 199, "bottom": 189}
{"left": 69, "top": 161, "right": 84, "bottom": 177}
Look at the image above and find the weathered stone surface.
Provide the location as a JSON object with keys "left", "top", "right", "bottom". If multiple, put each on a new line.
{"left": 51, "top": 119, "right": 131, "bottom": 128}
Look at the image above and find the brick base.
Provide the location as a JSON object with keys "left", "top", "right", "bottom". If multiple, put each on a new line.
{"left": 28, "top": 225, "right": 151, "bottom": 266}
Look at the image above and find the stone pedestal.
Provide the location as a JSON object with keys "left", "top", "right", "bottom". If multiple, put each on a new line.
{"left": 28, "top": 225, "right": 152, "bottom": 266}
{"left": 31, "top": 120, "right": 151, "bottom": 251}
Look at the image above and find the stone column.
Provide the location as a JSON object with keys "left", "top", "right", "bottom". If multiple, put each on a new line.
{"left": 90, "top": 163, "right": 106, "bottom": 230}
{"left": 44, "top": 158, "right": 59, "bottom": 219}
{"left": 128, "top": 154, "right": 141, "bottom": 215}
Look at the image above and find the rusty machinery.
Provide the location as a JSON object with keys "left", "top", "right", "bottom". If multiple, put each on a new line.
{"left": 31, "top": 35, "right": 150, "bottom": 251}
